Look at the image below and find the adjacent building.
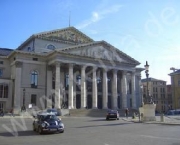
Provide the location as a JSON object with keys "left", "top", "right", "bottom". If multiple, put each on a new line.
{"left": 141, "top": 78, "right": 169, "bottom": 113}
{"left": 169, "top": 70, "right": 180, "bottom": 110}
{"left": 0, "top": 27, "right": 143, "bottom": 114}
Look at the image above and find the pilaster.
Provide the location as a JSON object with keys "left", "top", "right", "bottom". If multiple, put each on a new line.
{"left": 55, "top": 62, "right": 61, "bottom": 109}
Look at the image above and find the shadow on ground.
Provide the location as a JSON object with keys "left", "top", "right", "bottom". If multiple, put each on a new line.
{"left": 0, "top": 130, "right": 59, "bottom": 137}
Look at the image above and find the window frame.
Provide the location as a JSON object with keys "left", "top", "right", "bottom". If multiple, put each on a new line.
{"left": 31, "top": 70, "right": 38, "bottom": 88}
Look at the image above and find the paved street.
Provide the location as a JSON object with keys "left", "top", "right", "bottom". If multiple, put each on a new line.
{"left": 0, "top": 117, "right": 180, "bottom": 145}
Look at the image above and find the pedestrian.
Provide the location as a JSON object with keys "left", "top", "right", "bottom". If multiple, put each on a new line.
{"left": 10, "top": 108, "right": 14, "bottom": 117}
{"left": 0, "top": 109, "right": 4, "bottom": 117}
{"left": 125, "top": 108, "right": 129, "bottom": 118}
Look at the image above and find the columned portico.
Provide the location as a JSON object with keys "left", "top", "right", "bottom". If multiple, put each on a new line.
{"left": 55, "top": 62, "right": 61, "bottom": 109}
{"left": 112, "top": 69, "right": 118, "bottom": 109}
{"left": 122, "top": 71, "right": 127, "bottom": 108}
{"left": 102, "top": 68, "right": 108, "bottom": 109}
{"left": 131, "top": 72, "right": 136, "bottom": 108}
{"left": 81, "top": 65, "right": 87, "bottom": 108}
{"left": 92, "top": 66, "right": 97, "bottom": 108}
{"left": 68, "top": 64, "right": 74, "bottom": 109}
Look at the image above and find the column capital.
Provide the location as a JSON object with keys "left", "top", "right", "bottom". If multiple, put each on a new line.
{"left": 15, "top": 61, "right": 23, "bottom": 68}
{"left": 122, "top": 70, "right": 127, "bottom": 75}
{"left": 55, "top": 61, "right": 61, "bottom": 66}
{"left": 93, "top": 66, "right": 98, "bottom": 71}
{"left": 81, "top": 65, "right": 87, "bottom": 70}
{"left": 69, "top": 63, "right": 74, "bottom": 68}
{"left": 113, "top": 69, "right": 118, "bottom": 74}
{"left": 47, "top": 65, "right": 53, "bottom": 71}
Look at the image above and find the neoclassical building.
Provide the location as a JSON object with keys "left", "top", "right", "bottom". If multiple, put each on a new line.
{"left": 0, "top": 27, "right": 143, "bottom": 113}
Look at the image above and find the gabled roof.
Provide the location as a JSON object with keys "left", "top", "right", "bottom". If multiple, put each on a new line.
{"left": 59, "top": 40, "right": 140, "bottom": 65}
{"left": 17, "top": 27, "right": 94, "bottom": 50}
{"left": 35, "top": 27, "right": 94, "bottom": 42}
{"left": 141, "top": 77, "right": 166, "bottom": 82}
{"left": 0, "top": 48, "right": 14, "bottom": 56}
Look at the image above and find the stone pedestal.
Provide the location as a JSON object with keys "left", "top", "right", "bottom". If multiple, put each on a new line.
{"left": 139, "top": 103, "right": 156, "bottom": 122}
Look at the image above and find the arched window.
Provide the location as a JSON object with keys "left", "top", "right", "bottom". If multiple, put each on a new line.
{"left": 31, "top": 70, "right": 38, "bottom": 88}
{"left": 47, "top": 44, "right": 56, "bottom": 50}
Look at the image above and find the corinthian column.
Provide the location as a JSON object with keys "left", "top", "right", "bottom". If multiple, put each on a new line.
{"left": 92, "top": 66, "right": 97, "bottom": 108}
{"left": 132, "top": 72, "right": 136, "bottom": 108}
{"left": 122, "top": 71, "right": 127, "bottom": 109}
{"left": 68, "top": 64, "right": 74, "bottom": 109}
{"left": 81, "top": 65, "right": 87, "bottom": 108}
{"left": 102, "top": 68, "right": 108, "bottom": 109}
{"left": 55, "top": 62, "right": 61, "bottom": 109}
{"left": 112, "top": 69, "right": 118, "bottom": 109}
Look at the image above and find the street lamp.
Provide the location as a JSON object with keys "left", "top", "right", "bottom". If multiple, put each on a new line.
{"left": 23, "top": 88, "right": 25, "bottom": 107}
{"left": 144, "top": 61, "right": 149, "bottom": 104}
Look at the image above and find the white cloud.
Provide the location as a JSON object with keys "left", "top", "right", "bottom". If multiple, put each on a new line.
{"left": 76, "top": 4, "right": 123, "bottom": 29}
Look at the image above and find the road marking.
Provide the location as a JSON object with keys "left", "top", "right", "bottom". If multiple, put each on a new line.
{"left": 140, "top": 135, "right": 180, "bottom": 141}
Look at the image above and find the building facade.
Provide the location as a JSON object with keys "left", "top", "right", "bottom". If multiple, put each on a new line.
{"left": 141, "top": 78, "right": 169, "bottom": 113}
{"left": 169, "top": 70, "right": 180, "bottom": 110}
{"left": 166, "top": 85, "right": 173, "bottom": 110}
{"left": 0, "top": 27, "right": 143, "bottom": 113}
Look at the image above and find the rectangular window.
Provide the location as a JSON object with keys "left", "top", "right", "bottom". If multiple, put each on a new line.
{"left": 4, "top": 85, "right": 8, "bottom": 98}
{"left": 31, "top": 94, "right": 37, "bottom": 106}
{"left": 0, "top": 84, "right": 8, "bottom": 98}
{"left": 0, "top": 69, "right": 3, "bottom": 77}
{"left": 32, "top": 58, "right": 38, "bottom": 61}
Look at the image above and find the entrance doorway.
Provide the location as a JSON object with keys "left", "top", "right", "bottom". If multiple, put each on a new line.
{"left": 76, "top": 94, "right": 81, "bottom": 109}
{"left": 87, "top": 95, "right": 92, "bottom": 109}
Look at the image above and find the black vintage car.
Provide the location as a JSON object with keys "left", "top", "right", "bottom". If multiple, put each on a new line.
{"left": 106, "top": 110, "right": 120, "bottom": 120}
{"left": 33, "top": 113, "right": 64, "bottom": 134}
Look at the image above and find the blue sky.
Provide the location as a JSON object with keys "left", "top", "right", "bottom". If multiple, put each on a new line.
{"left": 1, "top": 0, "right": 180, "bottom": 84}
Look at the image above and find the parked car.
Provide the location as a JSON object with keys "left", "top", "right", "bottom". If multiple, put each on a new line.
{"left": 166, "top": 109, "right": 180, "bottom": 115}
{"left": 46, "top": 108, "right": 61, "bottom": 116}
{"left": 32, "top": 112, "right": 64, "bottom": 134}
{"left": 106, "top": 110, "right": 120, "bottom": 120}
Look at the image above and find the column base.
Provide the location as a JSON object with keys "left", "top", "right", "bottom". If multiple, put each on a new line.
{"left": 103, "top": 107, "right": 108, "bottom": 109}
{"left": 68, "top": 106, "right": 74, "bottom": 109}
{"left": 92, "top": 107, "right": 98, "bottom": 109}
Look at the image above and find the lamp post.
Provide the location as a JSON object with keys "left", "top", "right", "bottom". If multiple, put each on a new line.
{"left": 144, "top": 61, "right": 149, "bottom": 104}
{"left": 23, "top": 88, "right": 25, "bottom": 107}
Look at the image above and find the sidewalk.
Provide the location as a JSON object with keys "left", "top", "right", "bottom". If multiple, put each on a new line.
{"left": 122, "top": 115, "right": 180, "bottom": 125}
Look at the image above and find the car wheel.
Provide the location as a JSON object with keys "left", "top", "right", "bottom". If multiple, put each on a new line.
{"left": 33, "top": 124, "right": 36, "bottom": 131}
{"left": 38, "top": 127, "right": 43, "bottom": 134}
{"left": 117, "top": 118, "right": 119, "bottom": 120}
{"left": 59, "top": 130, "right": 64, "bottom": 133}
{"left": 106, "top": 117, "right": 109, "bottom": 120}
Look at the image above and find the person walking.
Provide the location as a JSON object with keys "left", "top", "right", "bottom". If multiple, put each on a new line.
{"left": 125, "top": 108, "right": 129, "bottom": 118}
{"left": 10, "top": 108, "right": 14, "bottom": 117}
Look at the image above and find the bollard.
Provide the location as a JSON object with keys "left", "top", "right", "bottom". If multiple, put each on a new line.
{"left": 160, "top": 113, "right": 164, "bottom": 122}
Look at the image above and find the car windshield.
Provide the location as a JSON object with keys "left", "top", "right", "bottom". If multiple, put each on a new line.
{"left": 47, "top": 109, "right": 56, "bottom": 112}
{"left": 41, "top": 115, "right": 58, "bottom": 121}
{"left": 108, "top": 110, "right": 117, "bottom": 113}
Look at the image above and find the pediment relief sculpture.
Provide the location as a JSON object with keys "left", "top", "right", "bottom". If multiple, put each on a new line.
{"left": 81, "top": 46, "right": 126, "bottom": 62}
{"left": 44, "top": 30, "right": 91, "bottom": 44}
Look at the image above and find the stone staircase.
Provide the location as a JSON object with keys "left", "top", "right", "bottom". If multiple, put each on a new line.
{"left": 69, "top": 109, "right": 138, "bottom": 117}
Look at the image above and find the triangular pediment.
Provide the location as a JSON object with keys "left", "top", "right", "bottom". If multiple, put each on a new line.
{"left": 61, "top": 41, "right": 140, "bottom": 64}
{"left": 35, "top": 27, "right": 94, "bottom": 44}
